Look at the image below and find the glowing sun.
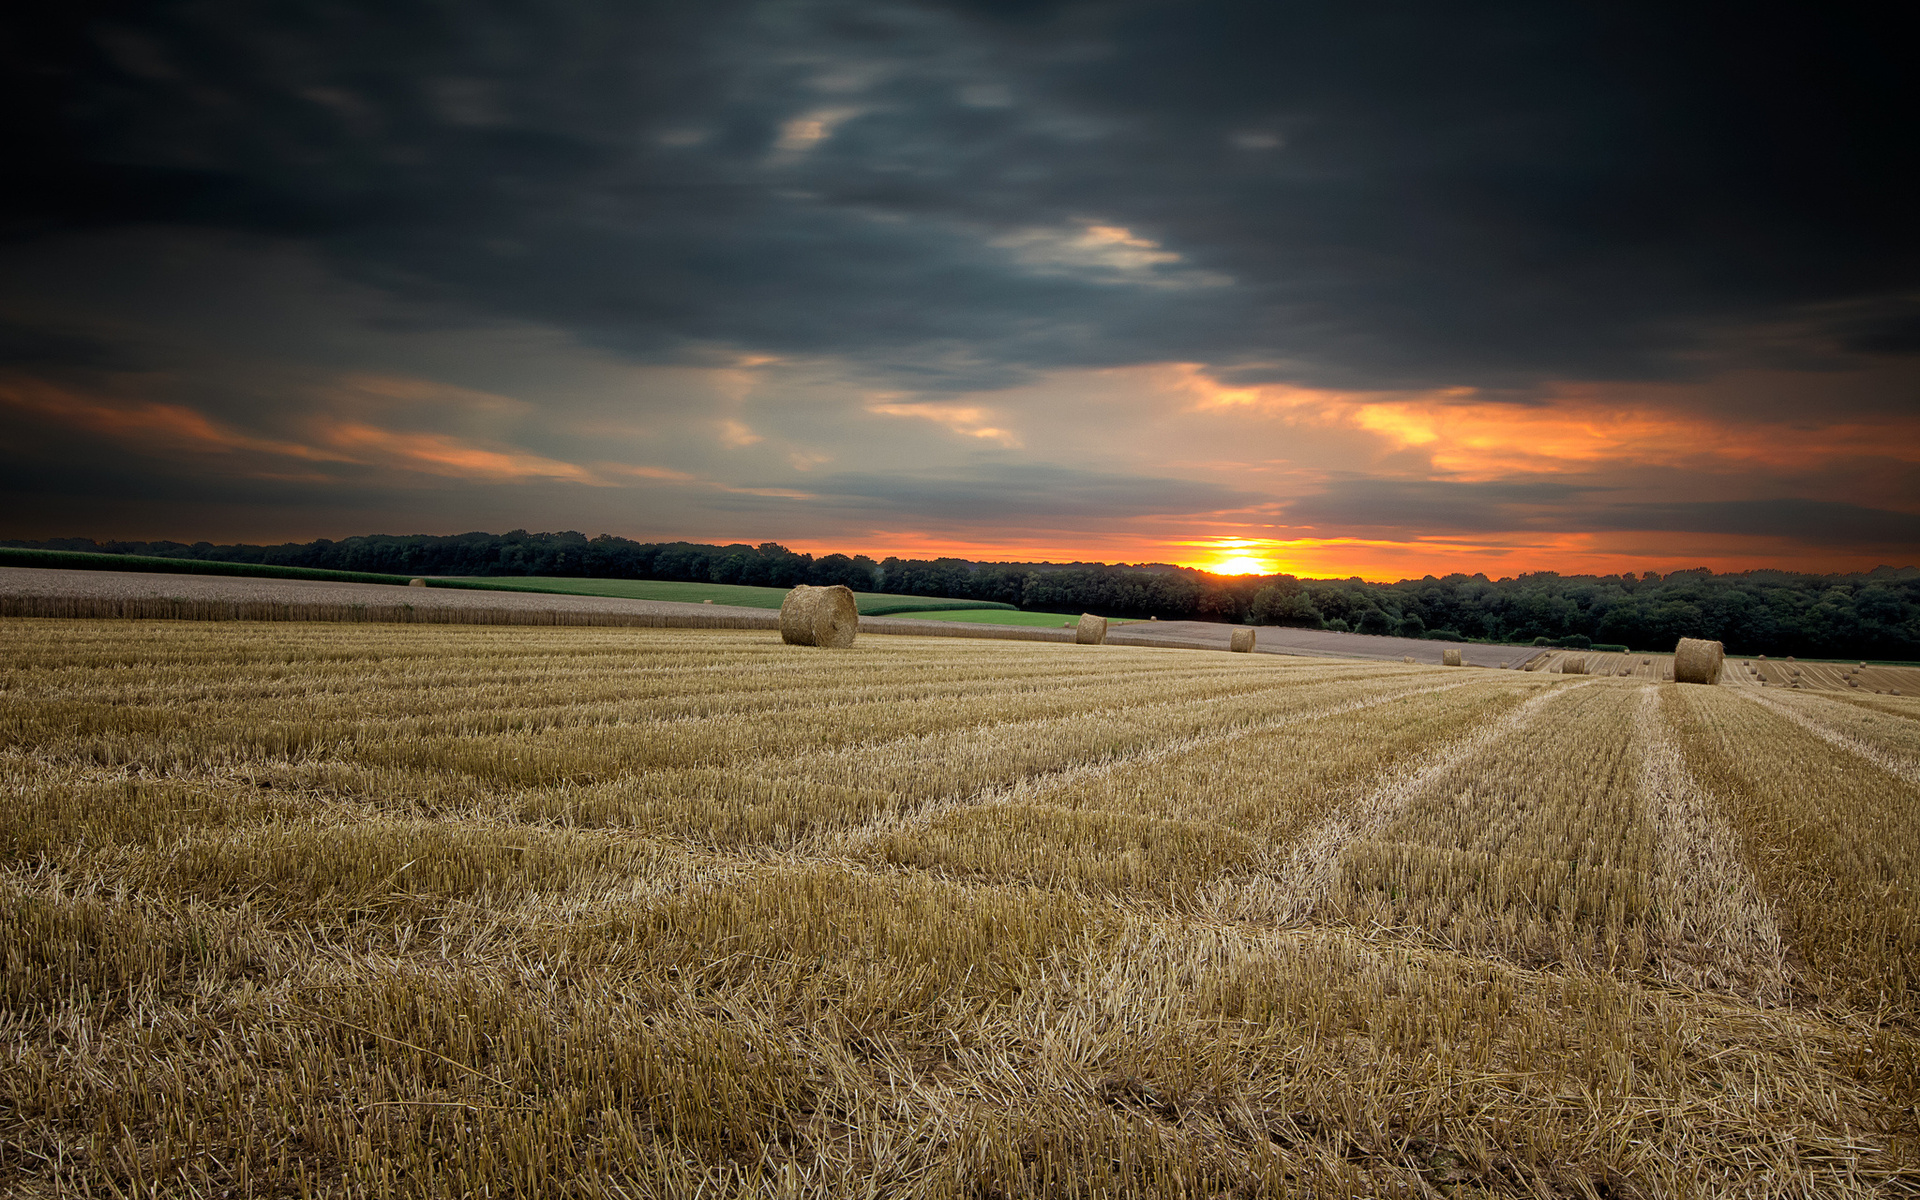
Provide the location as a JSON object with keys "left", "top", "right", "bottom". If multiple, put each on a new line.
{"left": 1209, "top": 555, "right": 1271, "bottom": 575}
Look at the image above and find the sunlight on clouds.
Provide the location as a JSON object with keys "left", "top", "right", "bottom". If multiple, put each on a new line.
{"left": 989, "top": 224, "right": 1229, "bottom": 288}
{"left": 995, "top": 223, "right": 1178, "bottom": 270}
{"left": 774, "top": 108, "right": 861, "bottom": 155}
{"left": 719, "top": 419, "right": 763, "bottom": 448}
{"left": 600, "top": 464, "right": 699, "bottom": 483}
{"left": 867, "top": 398, "right": 1022, "bottom": 447}
{"left": 330, "top": 373, "right": 532, "bottom": 415}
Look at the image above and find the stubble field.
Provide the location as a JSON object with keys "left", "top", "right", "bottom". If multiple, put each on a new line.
{"left": 3, "top": 619, "right": 1917, "bottom": 1198}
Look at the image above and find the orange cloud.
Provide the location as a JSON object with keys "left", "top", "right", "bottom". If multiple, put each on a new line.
{"left": 330, "top": 373, "right": 531, "bottom": 414}
{"left": 1165, "top": 363, "right": 1920, "bottom": 481}
{"left": 315, "top": 421, "right": 603, "bottom": 483}
{"left": 1, "top": 379, "right": 345, "bottom": 463}
{"left": 3, "top": 377, "right": 608, "bottom": 486}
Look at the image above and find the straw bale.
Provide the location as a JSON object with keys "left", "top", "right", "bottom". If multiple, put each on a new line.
{"left": 1561, "top": 655, "right": 1587, "bottom": 675}
{"left": 408, "top": 578, "right": 427, "bottom": 588}
{"left": 1075, "top": 613, "right": 1108, "bottom": 645}
{"left": 1229, "top": 627, "right": 1255, "bottom": 653}
{"left": 780, "top": 584, "right": 858, "bottom": 648}
{"left": 1404, "top": 656, "right": 1416, "bottom": 664}
{"left": 1441, "top": 648, "right": 1462, "bottom": 667}
{"left": 1673, "top": 637, "right": 1725, "bottom": 685}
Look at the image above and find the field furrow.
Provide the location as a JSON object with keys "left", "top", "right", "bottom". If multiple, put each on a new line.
{"left": 845, "top": 677, "right": 1534, "bottom": 897}
{"left": 1332, "top": 680, "right": 1659, "bottom": 967}
{"left": 1749, "top": 689, "right": 1920, "bottom": 786}
{"left": 1638, "top": 688, "right": 1788, "bottom": 1001}
{"left": 1667, "top": 684, "right": 1920, "bottom": 1008}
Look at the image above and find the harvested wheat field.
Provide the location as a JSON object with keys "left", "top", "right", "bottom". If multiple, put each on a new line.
{"left": 4, "top": 619, "right": 1918, "bottom": 1198}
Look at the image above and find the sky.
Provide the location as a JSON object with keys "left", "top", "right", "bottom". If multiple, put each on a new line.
{"left": 2, "top": 1, "right": 1917, "bottom": 580}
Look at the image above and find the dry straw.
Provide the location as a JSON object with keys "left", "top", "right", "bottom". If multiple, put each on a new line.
{"left": 1441, "top": 648, "right": 1462, "bottom": 667}
{"left": 1230, "top": 628, "right": 1255, "bottom": 653}
{"left": 1561, "top": 655, "right": 1587, "bottom": 675}
{"left": 1403, "top": 656, "right": 1416, "bottom": 664}
{"left": 1075, "top": 613, "right": 1108, "bottom": 645}
{"left": 1673, "top": 637, "right": 1725, "bottom": 685}
{"left": 779, "top": 584, "right": 858, "bottom": 648}
{"left": 408, "top": 578, "right": 427, "bottom": 587}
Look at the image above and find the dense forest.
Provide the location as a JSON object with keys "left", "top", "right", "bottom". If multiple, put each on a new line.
{"left": 10, "top": 531, "right": 1919, "bottom": 660}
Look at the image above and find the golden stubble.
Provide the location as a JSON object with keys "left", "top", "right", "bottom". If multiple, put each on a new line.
{"left": 3, "top": 619, "right": 1916, "bottom": 1198}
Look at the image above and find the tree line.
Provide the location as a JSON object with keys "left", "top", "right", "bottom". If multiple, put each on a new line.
{"left": 10, "top": 531, "right": 1917, "bottom": 660}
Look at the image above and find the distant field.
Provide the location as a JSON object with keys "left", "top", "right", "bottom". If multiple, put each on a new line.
{"left": 0, "top": 544, "right": 417, "bottom": 586}
{"left": 5, "top": 618, "right": 1915, "bottom": 1197}
{"left": 0, "top": 550, "right": 1027, "bottom": 618}
{"left": 883, "top": 607, "right": 1140, "bottom": 626}
{"left": 427, "top": 574, "right": 1018, "bottom": 616}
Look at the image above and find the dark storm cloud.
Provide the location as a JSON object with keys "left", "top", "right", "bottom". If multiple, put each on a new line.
{"left": 0, "top": 318, "right": 138, "bottom": 370}
{"left": 6, "top": 0, "right": 1916, "bottom": 393}
{"left": 1600, "top": 499, "right": 1920, "bottom": 549}
{"left": 1286, "top": 480, "right": 1920, "bottom": 551}
{"left": 1282, "top": 479, "right": 1596, "bottom": 534}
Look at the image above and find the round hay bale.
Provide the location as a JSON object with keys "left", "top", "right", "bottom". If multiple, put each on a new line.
{"left": 1230, "top": 628, "right": 1255, "bottom": 653}
{"left": 780, "top": 584, "right": 858, "bottom": 648}
{"left": 703, "top": 598, "right": 713, "bottom": 604}
{"left": 408, "top": 578, "right": 427, "bottom": 588}
{"left": 1404, "top": 655, "right": 1416, "bottom": 664}
{"left": 1441, "top": 648, "right": 1462, "bottom": 667}
{"left": 1561, "top": 655, "right": 1587, "bottom": 675}
{"left": 1673, "top": 637, "right": 1725, "bottom": 685}
{"left": 1075, "top": 613, "right": 1108, "bottom": 645}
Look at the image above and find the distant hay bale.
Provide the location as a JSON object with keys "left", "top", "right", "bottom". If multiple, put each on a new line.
{"left": 703, "top": 598, "right": 713, "bottom": 604}
{"left": 1075, "top": 613, "right": 1108, "bottom": 645}
{"left": 1230, "top": 628, "right": 1255, "bottom": 653}
{"left": 1561, "top": 655, "right": 1586, "bottom": 675}
{"left": 1441, "top": 648, "right": 1462, "bottom": 667}
{"left": 780, "top": 584, "right": 858, "bottom": 648}
{"left": 408, "top": 578, "right": 427, "bottom": 588}
{"left": 1404, "top": 655, "right": 1416, "bottom": 664}
{"left": 1673, "top": 637, "right": 1725, "bottom": 685}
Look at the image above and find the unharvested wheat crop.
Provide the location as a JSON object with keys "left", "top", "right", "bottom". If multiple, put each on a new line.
{"left": 3, "top": 619, "right": 1917, "bottom": 1198}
